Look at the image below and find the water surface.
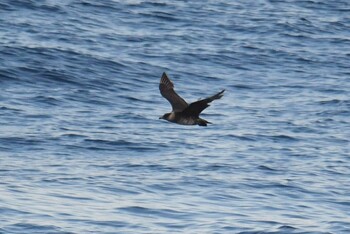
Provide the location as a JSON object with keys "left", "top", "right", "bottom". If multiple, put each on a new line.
{"left": 1, "top": 0, "right": 350, "bottom": 233}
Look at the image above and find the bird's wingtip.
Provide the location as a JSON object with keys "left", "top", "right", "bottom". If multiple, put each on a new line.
{"left": 218, "top": 89, "right": 225, "bottom": 97}
{"left": 213, "top": 89, "right": 225, "bottom": 100}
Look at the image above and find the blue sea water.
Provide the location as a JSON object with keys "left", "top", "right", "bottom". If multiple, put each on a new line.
{"left": 1, "top": 0, "right": 350, "bottom": 233}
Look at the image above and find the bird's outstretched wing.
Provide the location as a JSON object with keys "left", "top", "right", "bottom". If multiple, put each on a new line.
{"left": 159, "top": 72, "right": 188, "bottom": 112}
{"left": 183, "top": 89, "right": 225, "bottom": 117}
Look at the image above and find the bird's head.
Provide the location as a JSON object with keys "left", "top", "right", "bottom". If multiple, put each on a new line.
{"left": 159, "top": 113, "right": 170, "bottom": 120}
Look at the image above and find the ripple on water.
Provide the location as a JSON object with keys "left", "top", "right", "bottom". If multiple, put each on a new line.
{"left": 1, "top": 223, "right": 73, "bottom": 234}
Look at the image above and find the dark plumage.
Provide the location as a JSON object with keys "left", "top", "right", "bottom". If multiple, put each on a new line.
{"left": 159, "top": 72, "right": 224, "bottom": 126}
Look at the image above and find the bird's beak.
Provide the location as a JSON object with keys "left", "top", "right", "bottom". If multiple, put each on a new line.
{"left": 159, "top": 116, "right": 163, "bottom": 119}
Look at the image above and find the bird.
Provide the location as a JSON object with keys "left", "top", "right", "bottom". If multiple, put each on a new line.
{"left": 159, "top": 72, "right": 225, "bottom": 126}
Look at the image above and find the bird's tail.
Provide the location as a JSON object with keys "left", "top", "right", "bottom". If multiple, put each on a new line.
{"left": 197, "top": 118, "right": 212, "bottom": 126}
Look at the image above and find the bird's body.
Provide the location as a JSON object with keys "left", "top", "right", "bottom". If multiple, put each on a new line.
{"left": 161, "top": 112, "right": 201, "bottom": 125}
{"left": 159, "top": 72, "right": 224, "bottom": 126}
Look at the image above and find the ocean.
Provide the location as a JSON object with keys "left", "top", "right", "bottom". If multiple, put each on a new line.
{"left": 1, "top": 0, "right": 349, "bottom": 233}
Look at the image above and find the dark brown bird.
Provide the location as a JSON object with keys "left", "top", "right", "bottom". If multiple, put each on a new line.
{"left": 159, "top": 72, "right": 225, "bottom": 126}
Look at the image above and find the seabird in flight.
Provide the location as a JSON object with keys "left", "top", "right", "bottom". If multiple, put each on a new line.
{"left": 159, "top": 72, "right": 225, "bottom": 126}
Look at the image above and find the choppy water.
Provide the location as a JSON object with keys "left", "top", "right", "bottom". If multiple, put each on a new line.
{"left": 1, "top": 0, "right": 350, "bottom": 233}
